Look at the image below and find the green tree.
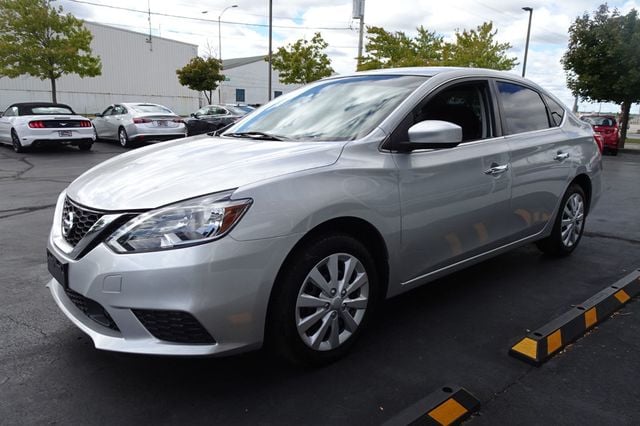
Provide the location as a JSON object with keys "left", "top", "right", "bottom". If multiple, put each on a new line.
{"left": 563, "top": 4, "right": 640, "bottom": 148}
{"left": 176, "top": 56, "right": 225, "bottom": 104}
{"left": 0, "top": 0, "right": 101, "bottom": 102}
{"left": 444, "top": 22, "right": 517, "bottom": 70}
{"left": 358, "top": 22, "right": 516, "bottom": 72}
{"left": 270, "top": 33, "right": 334, "bottom": 84}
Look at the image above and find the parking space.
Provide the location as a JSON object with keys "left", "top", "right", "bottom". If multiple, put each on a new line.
{"left": 1, "top": 142, "right": 639, "bottom": 424}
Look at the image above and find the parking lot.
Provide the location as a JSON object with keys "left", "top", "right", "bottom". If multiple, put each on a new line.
{"left": 1, "top": 141, "right": 639, "bottom": 424}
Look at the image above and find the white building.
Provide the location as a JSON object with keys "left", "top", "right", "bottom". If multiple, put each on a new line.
{"left": 219, "top": 56, "right": 301, "bottom": 106}
{"left": 0, "top": 22, "right": 199, "bottom": 115}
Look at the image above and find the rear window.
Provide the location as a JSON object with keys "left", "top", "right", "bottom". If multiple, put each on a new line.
{"left": 497, "top": 81, "right": 549, "bottom": 134}
{"left": 581, "top": 116, "right": 615, "bottom": 127}
{"left": 27, "top": 106, "right": 74, "bottom": 115}
{"left": 130, "top": 104, "right": 173, "bottom": 114}
{"left": 543, "top": 95, "right": 565, "bottom": 127}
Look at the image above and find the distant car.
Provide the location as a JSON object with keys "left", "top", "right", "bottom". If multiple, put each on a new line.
{"left": 226, "top": 104, "right": 255, "bottom": 114}
{"left": 0, "top": 102, "right": 95, "bottom": 153}
{"left": 185, "top": 104, "right": 250, "bottom": 136}
{"left": 92, "top": 103, "right": 187, "bottom": 148}
{"left": 580, "top": 115, "right": 619, "bottom": 155}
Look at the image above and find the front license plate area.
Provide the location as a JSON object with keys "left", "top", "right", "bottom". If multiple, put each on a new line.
{"left": 58, "top": 130, "right": 72, "bottom": 137}
{"left": 47, "top": 249, "right": 68, "bottom": 288}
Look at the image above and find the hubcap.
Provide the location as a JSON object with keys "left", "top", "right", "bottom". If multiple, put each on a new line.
{"left": 295, "top": 253, "right": 369, "bottom": 351}
{"left": 560, "top": 193, "right": 584, "bottom": 247}
{"left": 119, "top": 130, "right": 127, "bottom": 146}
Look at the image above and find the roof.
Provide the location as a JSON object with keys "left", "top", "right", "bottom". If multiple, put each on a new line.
{"left": 84, "top": 21, "right": 198, "bottom": 49}
{"left": 222, "top": 55, "right": 266, "bottom": 70}
{"left": 9, "top": 102, "right": 76, "bottom": 115}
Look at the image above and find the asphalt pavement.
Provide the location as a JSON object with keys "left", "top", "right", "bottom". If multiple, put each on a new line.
{"left": 0, "top": 141, "right": 639, "bottom": 425}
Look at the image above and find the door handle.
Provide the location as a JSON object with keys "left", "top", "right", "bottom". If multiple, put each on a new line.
{"left": 484, "top": 164, "right": 509, "bottom": 175}
{"left": 554, "top": 152, "right": 570, "bottom": 161}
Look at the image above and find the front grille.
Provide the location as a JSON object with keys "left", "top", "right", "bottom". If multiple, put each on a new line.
{"left": 64, "top": 287, "right": 120, "bottom": 331}
{"left": 133, "top": 309, "right": 216, "bottom": 344}
{"left": 62, "top": 198, "right": 103, "bottom": 246}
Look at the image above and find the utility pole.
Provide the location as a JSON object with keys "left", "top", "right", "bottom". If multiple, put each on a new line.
{"left": 145, "top": 0, "right": 152, "bottom": 51}
{"left": 268, "top": 0, "right": 273, "bottom": 102}
{"left": 522, "top": 7, "right": 533, "bottom": 77}
{"left": 353, "top": 0, "right": 365, "bottom": 67}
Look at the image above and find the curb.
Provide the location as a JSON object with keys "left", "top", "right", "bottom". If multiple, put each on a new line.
{"left": 509, "top": 269, "right": 640, "bottom": 365}
{"left": 383, "top": 386, "right": 480, "bottom": 426}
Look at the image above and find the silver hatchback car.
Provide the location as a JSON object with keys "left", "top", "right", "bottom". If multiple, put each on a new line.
{"left": 92, "top": 102, "right": 187, "bottom": 148}
{"left": 47, "top": 68, "right": 602, "bottom": 364}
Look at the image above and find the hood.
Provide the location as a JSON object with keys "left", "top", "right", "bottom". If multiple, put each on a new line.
{"left": 67, "top": 135, "right": 345, "bottom": 210}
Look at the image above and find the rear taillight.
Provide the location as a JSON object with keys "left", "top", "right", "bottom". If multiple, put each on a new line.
{"left": 172, "top": 118, "right": 184, "bottom": 124}
{"left": 593, "top": 134, "right": 604, "bottom": 153}
{"left": 80, "top": 121, "right": 92, "bottom": 127}
{"left": 28, "top": 121, "right": 45, "bottom": 128}
{"left": 133, "top": 117, "right": 152, "bottom": 124}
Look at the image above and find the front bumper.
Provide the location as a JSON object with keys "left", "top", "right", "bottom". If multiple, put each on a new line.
{"left": 47, "top": 227, "right": 298, "bottom": 356}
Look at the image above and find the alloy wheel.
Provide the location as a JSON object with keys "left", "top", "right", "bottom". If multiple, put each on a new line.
{"left": 560, "top": 193, "right": 584, "bottom": 247}
{"left": 295, "top": 253, "right": 369, "bottom": 351}
{"left": 119, "top": 129, "right": 128, "bottom": 147}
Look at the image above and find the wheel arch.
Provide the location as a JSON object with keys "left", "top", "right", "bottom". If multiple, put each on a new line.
{"left": 571, "top": 173, "right": 592, "bottom": 214}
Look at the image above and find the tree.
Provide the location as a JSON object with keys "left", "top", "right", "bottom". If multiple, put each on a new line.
{"left": 0, "top": 0, "right": 101, "bottom": 102}
{"left": 444, "top": 22, "right": 517, "bottom": 70}
{"left": 563, "top": 4, "right": 640, "bottom": 148}
{"left": 176, "top": 56, "right": 225, "bottom": 104}
{"left": 358, "top": 26, "right": 443, "bottom": 70}
{"left": 270, "top": 33, "right": 334, "bottom": 84}
{"left": 358, "top": 22, "right": 516, "bottom": 72}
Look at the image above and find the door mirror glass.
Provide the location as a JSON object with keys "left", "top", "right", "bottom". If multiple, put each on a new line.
{"left": 401, "top": 120, "right": 463, "bottom": 151}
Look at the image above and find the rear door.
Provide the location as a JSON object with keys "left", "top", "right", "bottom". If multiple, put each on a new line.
{"left": 392, "top": 79, "right": 514, "bottom": 286}
{"left": 494, "top": 80, "right": 572, "bottom": 239}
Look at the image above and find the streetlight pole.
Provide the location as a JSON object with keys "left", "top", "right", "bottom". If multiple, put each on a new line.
{"left": 268, "top": 0, "right": 272, "bottom": 102}
{"left": 522, "top": 7, "right": 533, "bottom": 78}
{"left": 216, "top": 4, "right": 237, "bottom": 103}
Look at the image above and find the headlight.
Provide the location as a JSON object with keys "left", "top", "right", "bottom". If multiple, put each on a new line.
{"left": 105, "top": 191, "right": 252, "bottom": 253}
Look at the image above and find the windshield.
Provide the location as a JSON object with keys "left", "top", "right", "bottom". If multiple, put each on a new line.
{"left": 131, "top": 104, "right": 173, "bottom": 114}
{"left": 223, "top": 75, "right": 428, "bottom": 141}
{"left": 227, "top": 106, "right": 251, "bottom": 115}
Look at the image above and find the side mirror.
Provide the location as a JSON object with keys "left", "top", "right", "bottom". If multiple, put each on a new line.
{"left": 190, "top": 113, "right": 196, "bottom": 118}
{"left": 95, "top": 112, "right": 103, "bottom": 117}
{"left": 399, "top": 120, "right": 463, "bottom": 151}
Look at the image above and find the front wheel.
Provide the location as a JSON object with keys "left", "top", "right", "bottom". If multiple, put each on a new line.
{"left": 536, "top": 184, "right": 587, "bottom": 256}
{"left": 268, "top": 233, "right": 379, "bottom": 365}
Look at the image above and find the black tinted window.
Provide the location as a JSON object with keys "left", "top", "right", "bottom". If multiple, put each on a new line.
{"left": 497, "top": 82, "right": 549, "bottom": 134}
{"left": 543, "top": 94, "right": 565, "bottom": 127}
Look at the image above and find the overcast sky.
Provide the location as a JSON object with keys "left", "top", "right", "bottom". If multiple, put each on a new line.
{"left": 57, "top": 0, "right": 640, "bottom": 113}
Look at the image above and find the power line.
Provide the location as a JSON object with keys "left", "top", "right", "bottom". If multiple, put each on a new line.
{"left": 62, "top": 0, "right": 355, "bottom": 31}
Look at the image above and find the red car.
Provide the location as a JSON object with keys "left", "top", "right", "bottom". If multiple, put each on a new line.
{"left": 580, "top": 115, "right": 619, "bottom": 155}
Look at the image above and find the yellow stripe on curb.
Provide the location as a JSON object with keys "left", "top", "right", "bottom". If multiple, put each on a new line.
{"left": 584, "top": 307, "right": 598, "bottom": 328}
{"left": 428, "top": 398, "right": 467, "bottom": 426}
{"left": 546, "top": 329, "right": 562, "bottom": 355}
{"left": 511, "top": 337, "right": 538, "bottom": 359}
{"left": 614, "top": 290, "right": 631, "bottom": 303}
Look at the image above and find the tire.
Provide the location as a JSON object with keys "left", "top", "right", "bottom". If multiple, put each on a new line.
{"left": 611, "top": 149, "right": 618, "bottom": 156}
{"left": 536, "top": 184, "right": 587, "bottom": 256}
{"left": 92, "top": 125, "right": 100, "bottom": 141}
{"left": 118, "top": 127, "right": 131, "bottom": 148}
{"left": 11, "top": 130, "right": 25, "bottom": 153}
{"left": 78, "top": 141, "right": 92, "bottom": 151}
{"left": 267, "top": 233, "right": 379, "bottom": 366}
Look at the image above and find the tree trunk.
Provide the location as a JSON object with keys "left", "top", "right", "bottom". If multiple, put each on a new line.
{"left": 50, "top": 77, "right": 57, "bottom": 103}
{"left": 619, "top": 101, "right": 632, "bottom": 149}
{"left": 203, "top": 90, "right": 211, "bottom": 104}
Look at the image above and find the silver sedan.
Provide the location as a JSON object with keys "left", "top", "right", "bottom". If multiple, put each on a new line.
{"left": 47, "top": 67, "right": 602, "bottom": 365}
{"left": 92, "top": 103, "right": 187, "bottom": 148}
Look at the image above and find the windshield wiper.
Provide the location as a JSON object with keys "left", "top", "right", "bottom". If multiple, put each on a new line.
{"left": 223, "top": 131, "right": 289, "bottom": 141}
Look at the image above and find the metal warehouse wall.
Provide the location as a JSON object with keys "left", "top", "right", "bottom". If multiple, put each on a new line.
{"left": 220, "top": 61, "right": 300, "bottom": 106}
{"left": 0, "top": 22, "right": 200, "bottom": 115}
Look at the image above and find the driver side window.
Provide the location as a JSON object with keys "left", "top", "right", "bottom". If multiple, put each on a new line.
{"left": 391, "top": 81, "right": 494, "bottom": 146}
{"left": 102, "top": 106, "right": 114, "bottom": 116}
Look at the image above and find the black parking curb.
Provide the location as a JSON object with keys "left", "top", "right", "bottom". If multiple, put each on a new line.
{"left": 383, "top": 386, "right": 480, "bottom": 426}
{"left": 619, "top": 148, "right": 640, "bottom": 155}
{"left": 509, "top": 269, "right": 640, "bottom": 365}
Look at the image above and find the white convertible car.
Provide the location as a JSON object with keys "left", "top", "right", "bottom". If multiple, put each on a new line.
{"left": 0, "top": 102, "right": 95, "bottom": 153}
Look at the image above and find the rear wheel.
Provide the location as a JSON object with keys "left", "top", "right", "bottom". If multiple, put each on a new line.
{"left": 78, "top": 141, "right": 92, "bottom": 151}
{"left": 118, "top": 127, "right": 131, "bottom": 148}
{"left": 268, "top": 233, "right": 379, "bottom": 365}
{"left": 11, "top": 130, "right": 25, "bottom": 153}
{"left": 536, "top": 184, "right": 587, "bottom": 256}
